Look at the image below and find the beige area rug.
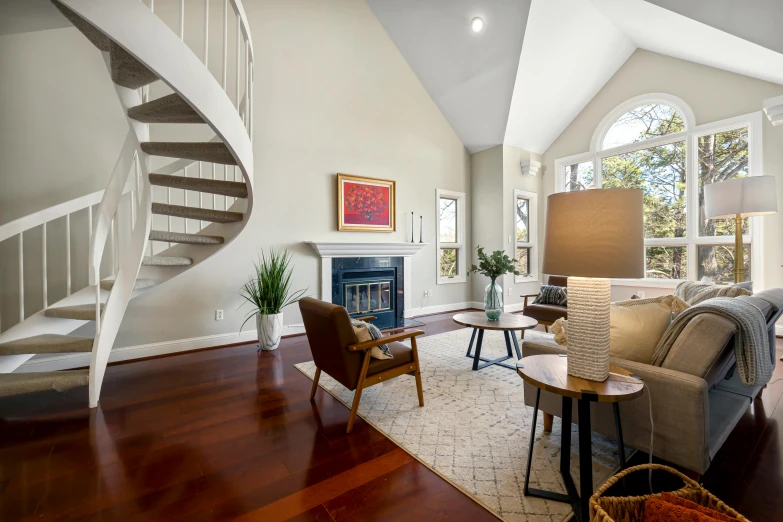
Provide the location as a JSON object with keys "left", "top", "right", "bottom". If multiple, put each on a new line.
{"left": 294, "top": 328, "right": 631, "bottom": 522}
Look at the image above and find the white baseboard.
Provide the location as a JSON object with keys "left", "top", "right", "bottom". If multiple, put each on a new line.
{"left": 17, "top": 325, "right": 306, "bottom": 373}
{"left": 776, "top": 324, "right": 783, "bottom": 337}
{"left": 504, "top": 303, "right": 526, "bottom": 313}
{"left": 406, "top": 301, "right": 482, "bottom": 318}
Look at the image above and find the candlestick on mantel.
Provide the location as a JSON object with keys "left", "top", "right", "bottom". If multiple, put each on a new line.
{"left": 419, "top": 216, "right": 423, "bottom": 243}
{"left": 410, "top": 212, "right": 415, "bottom": 243}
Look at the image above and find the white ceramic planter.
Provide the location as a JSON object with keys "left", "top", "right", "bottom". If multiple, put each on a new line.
{"left": 257, "top": 312, "right": 283, "bottom": 351}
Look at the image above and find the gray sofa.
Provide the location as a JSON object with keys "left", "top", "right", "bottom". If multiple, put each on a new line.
{"left": 521, "top": 288, "right": 783, "bottom": 475}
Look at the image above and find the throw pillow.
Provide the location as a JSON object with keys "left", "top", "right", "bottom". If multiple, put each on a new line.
{"left": 350, "top": 320, "right": 392, "bottom": 360}
{"left": 534, "top": 285, "right": 567, "bottom": 306}
{"left": 688, "top": 285, "right": 752, "bottom": 305}
{"left": 610, "top": 295, "right": 689, "bottom": 363}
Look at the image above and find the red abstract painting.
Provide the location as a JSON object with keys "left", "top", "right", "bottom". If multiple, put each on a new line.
{"left": 338, "top": 174, "right": 396, "bottom": 231}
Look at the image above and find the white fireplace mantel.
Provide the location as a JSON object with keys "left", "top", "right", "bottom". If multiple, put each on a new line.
{"left": 306, "top": 241, "right": 429, "bottom": 317}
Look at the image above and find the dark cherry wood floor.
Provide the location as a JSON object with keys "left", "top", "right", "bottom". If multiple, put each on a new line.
{"left": 0, "top": 311, "right": 781, "bottom": 521}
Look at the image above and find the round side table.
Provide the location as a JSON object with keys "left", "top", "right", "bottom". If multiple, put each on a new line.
{"left": 517, "top": 354, "right": 645, "bottom": 522}
{"left": 452, "top": 312, "right": 538, "bottom": 371}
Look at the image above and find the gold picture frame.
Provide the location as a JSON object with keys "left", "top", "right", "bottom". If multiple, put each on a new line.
{"left": 337, "top": 173, "right": 396, "bottom": 232}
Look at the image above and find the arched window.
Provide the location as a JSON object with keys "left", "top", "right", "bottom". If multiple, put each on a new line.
{"left": 554, "top": 94, "right": 762, "bottom": 285}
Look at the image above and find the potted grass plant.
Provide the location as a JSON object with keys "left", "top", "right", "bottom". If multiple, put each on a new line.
{"left": 468, "top": 246, "right": 520, "bottom": 320}
{"left": 241, "top": 249, "right": 306, "bottom": 351}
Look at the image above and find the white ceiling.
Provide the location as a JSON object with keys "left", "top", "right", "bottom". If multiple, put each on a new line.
{"left": 503, "top": 0, "right": 635, "bottom": 155}
{"left": 646, "top": 0, "right": 783, "bottom": 55}
{"left": 366, "top": 0, "right": 531, "bottom": 153}
{"left": 0, "top": 0, "right": 69, "bottom": 36}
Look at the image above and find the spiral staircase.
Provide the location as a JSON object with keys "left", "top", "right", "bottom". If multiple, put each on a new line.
{"left": 0, "top": 0, "right": 254, "bottom": 407}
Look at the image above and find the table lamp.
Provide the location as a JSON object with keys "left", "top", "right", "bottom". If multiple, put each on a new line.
{"left": 543, "top": 189, "right": 644, "bottom": 381}
{"left": 704, "top": 176, "right": 777, "bottom": 283}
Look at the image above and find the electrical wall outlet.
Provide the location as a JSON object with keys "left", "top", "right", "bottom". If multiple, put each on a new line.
{"left": 427, "top": 289, "right": 433, "bottom": 297}
{"left": 508, "top": 235, "right": 512, "bottom": 244}
{"left": 215, "top": 309, "right": 224, "bottom": 321}
{"left": 508, "top": 286, "right": 512, "bottom": 296}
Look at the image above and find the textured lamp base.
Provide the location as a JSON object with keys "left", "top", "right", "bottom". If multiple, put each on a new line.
{"left": 566, "top": 277, "right": 610, "bottom": 382}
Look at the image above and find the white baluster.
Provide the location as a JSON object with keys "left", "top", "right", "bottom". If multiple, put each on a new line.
{"left": 212, "top": 163, "right": 216, "bottom": 211}
{"left": 130, "top": 190, "right": 136, "bottom": 224}
{"left": 167, "top": 186, "right": 172, "bottom": 250}
{"left": 150, "top": 0, "right": 154, "bottom": 12}
{"left": 204, "top": 0, "right": 210, "bottom": 67}
{"left": 235, "top": 17, "right": 240, "bottom": 109}
{"left": 111, "top": 216, "right": 118, "bottom": 276}
{"left": 95, "top": 281, "right": 101, "bottom": 334}
{"left": 88, "top": 205, "right": 93, "bottom": 241}
{"left": 199, "top": 161, "right": 204, "bottom": 231}
{"left": 66, "top": 214, "right": 71, "bottom": 296}
{"left": 183, "top": 167, "right": 188, "bottom": 234}
{"left": 179, "top": 0, "right": 185, "bottom": 41}
{"left": 250, "top": 61, "right": 254, "bottom": 140}
{"left": 18, "top": 233, "right": 24, "bottom": 322}
{"left": 222, "top": 0, "right": 228, "bottom": 91}
{"left": 42, "top": 222, "right": 48, "bottom": 309}
{"left": 245, "top": 40, "right": 250, "bottom": 134}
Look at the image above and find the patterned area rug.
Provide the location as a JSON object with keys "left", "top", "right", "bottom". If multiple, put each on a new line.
{"left": 294, "top": 328, "right": 630, "bottom": 522}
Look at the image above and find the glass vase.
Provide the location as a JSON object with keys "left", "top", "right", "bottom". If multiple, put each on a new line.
{"left": 484, "top": 279, "right": 503, "bottom": 320}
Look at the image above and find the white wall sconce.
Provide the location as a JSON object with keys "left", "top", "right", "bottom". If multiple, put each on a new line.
{"left": 520, "top": 159, "right": 541, "bottom": 176}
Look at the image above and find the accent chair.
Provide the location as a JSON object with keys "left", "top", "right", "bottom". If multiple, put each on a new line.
{"left": 299, "top": 297, "right": 425, "bottom": 433}
{"left": 521, "top": 275, "right": 568, "bottom": 332}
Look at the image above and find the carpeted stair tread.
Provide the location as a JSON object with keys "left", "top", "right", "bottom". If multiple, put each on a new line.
{"left": 45, "top": 304, "right": 104, "bottom": 320}
{"left": 52, "top": 1, "right": 112, "bottom": 51}
{"left": 100, "top": 278, "right": 156, "bottom": 291}
{"left": 142, "top": 256, "right": 193, "bottom": 267}
{"left": 110, "top": 42, "right": 158, "bottom": 89}
{"left": 151, "top": 203, "right": 243, "bottom": 223}
{"left": 149, "top": 173, "right": 247, "bottom": 198}
{"left": 0, "top": 370, "right": 90, "bottom": 397}
{"left": 140, "top": 142, "right": 237, "bottom": 165}
{"left": 0, "top": 334, "right": 94, "bottom": 356}
{"left": 128, "top": 93, "right": 204, "bottom": 124}
{"left": 149, "top": 230, "right": 224, "bottom": 245}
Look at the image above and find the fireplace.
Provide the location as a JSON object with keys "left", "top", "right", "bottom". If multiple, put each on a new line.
{"left": 332, "top": 257, "right": 403, "bottom": 327}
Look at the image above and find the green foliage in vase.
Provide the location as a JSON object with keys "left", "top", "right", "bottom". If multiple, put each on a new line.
{"left": 240, "top": 249, "right": 307, "bottom": 330}
{"left": 468, "top": 247, "right": 520, "bottom": 282}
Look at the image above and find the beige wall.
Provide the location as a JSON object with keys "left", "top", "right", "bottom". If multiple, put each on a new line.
{"left": 112, "top": 0, "right": 472, "bottom": 346}
{"left": 540, "top": 49, "right": 783, "bottom": 301}
{"left": 469, "top": 146, "right": 504, "bottom": 301}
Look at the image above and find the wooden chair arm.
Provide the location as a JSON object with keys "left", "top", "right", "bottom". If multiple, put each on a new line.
{"left": 521, "top": 293, "right": 539, "bottom": 307}
{"left": 347, "top": 329, "right": 425, "bottom": 352}
{"left": 354, "top": 316, "right": 377, "bottom": 323}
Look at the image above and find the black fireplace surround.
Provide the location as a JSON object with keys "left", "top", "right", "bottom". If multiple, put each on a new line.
{"left": 331, "top": 257, "right": 404, "bottom": 329}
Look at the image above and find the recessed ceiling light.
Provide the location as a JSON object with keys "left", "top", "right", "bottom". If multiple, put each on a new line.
{"left": 471, "top": 17, "right": 484, "bottom": 33}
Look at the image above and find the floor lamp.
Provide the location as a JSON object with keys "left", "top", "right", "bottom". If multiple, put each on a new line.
{"left": 704, "top": 176, "right": 778, "bottom": 284}
{"left": 542, "top": 189, "right": 644, "bottom": 381}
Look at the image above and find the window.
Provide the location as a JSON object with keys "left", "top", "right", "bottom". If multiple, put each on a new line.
{"left": 514, "top": 190, "right": 538, "bottom": 282}
{"left": 555, "top": 94, "right": 763, "bottom": 285}
{"left": 436, "top": 189, "right": 466, "bottom": 283}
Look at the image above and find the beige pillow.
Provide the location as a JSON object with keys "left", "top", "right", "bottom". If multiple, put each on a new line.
{"left": 609, "top": 296, "right": 688, "bottom": 363}
{"left": 351, "top": 324, "right": 391, "bottom": 360}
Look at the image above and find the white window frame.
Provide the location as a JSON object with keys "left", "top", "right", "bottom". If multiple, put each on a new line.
{"left": 553, "top": 93, "right": 764, "bottom": 288}
{"left": 436, "top": 189, "right": 466, "bottom": 284}
{"left": 514, "top": 189, "right": 538, "bottom": 283}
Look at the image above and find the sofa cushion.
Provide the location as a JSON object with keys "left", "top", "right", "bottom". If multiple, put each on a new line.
{"left": 609, "top": 297, "right": 684, "bottom": 363}
{"left": 661, "top": 313, "right": 736, "bottom": 385}
{"left": 534, "top": 285, "right": 567, "bottom": 306}
{"left": 523, "top": 303, "right": 567, "bottom": 323}
{"left": 367, "top": 342, "right": 413, "bottom": 376}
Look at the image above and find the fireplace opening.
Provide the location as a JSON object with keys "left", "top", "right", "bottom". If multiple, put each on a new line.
{"left": 332, "top": 257, "right": 403, "bottom": 328}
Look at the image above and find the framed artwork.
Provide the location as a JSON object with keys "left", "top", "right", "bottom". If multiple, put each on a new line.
{"left": 338, "top": 173, "right": 396, "bottom": 232}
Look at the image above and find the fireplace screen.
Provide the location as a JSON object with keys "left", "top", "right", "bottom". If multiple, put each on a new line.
{"left": 344, "top": 281, "right": 392, "bottom": 314}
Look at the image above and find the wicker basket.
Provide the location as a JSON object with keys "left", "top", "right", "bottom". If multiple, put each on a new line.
{"left": 589, "top": 464, "right": 749, "bottom": 522}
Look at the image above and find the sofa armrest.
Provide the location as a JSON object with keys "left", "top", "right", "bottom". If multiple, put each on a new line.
{"left": 521, "top": 293, "right": 540, "bottom": 307}
{"left": 521, "top": 339, "right": 567, "bottom": 357}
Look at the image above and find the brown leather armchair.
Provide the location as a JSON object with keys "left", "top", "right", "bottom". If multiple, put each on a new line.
{"left": 521, "top": 275, "right": 568, "bottom": 332}
{"left": 299, "top": 297, "right": 424, "bottom": 433}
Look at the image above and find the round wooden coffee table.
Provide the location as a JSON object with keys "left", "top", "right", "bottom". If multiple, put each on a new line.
{"left": 518, "top": 354, "right": 645, "bottom": 522}
{"left": 452, "top": 312, "right": 538, "bottom": 371}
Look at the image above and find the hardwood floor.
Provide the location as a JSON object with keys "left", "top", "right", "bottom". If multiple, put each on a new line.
{"left": 0, "top": 311, "right": 781, "bottom": 521}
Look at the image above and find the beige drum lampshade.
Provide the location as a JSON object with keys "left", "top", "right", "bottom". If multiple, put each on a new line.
{"left": 543, "top": 189, "right": 644, "bottom": 279}
{"left": 704, "top": 176, "right": 777, "bottom": 219}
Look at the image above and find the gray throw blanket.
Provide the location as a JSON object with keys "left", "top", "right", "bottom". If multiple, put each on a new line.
{"left": 650, "top": 297, "right": 772, "bottom": 386}
{"left": 350, "top": 319, "right": 391, "bottom": 357}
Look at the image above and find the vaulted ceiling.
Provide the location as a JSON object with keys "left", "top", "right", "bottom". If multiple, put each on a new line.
{"left": 370, "top": 0, "right": 783, "bottom": 155}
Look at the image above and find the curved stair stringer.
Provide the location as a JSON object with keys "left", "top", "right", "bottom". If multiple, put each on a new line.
{"left": 57, "top": 0, "right": 254, "bottom": 407}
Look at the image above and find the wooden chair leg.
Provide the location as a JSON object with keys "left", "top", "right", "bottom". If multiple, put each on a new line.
{"left": 520, "top": 329, "right": 525, "bottom": 339}
{"left": 347, "top": 351, "right": 372, "bottom": 434}
{"left": 411, "top": 337, "right": 424, "bottom": 407}
{"left": 310, "top": 367, "right": 321, "bottom": 401}
{"left": 543, "top": 412, "right": 553, "bottom": 433}
{"left": 544, "top": 325, "right": 549, "bottom": 333}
